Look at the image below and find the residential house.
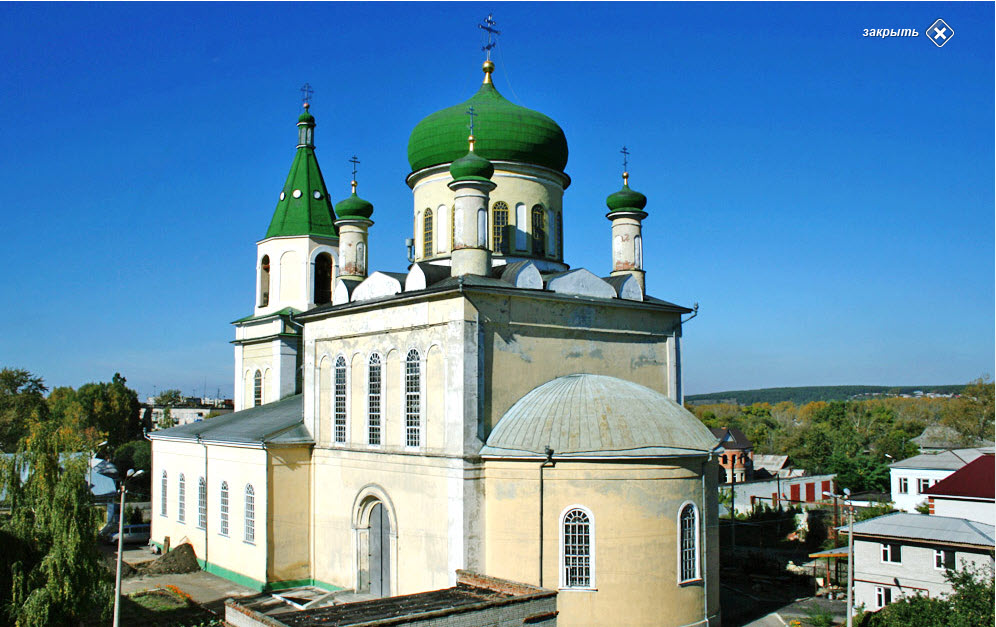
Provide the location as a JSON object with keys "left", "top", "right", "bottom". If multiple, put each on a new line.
{"left": 923, "top": 455, "right": 994, "bottom": 525}
{"left": 711, "top": 426, "right": 753, "bottom": 483}
{"left": 888, "top": 448, "right": 992, "bottom": 512}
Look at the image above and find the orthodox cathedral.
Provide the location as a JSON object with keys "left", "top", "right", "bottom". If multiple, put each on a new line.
{"left": 151, "top": 53, "right": 721, "bottom": 627}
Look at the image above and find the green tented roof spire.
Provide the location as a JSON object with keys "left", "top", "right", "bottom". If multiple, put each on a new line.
{"left": 264, "top": 102, "right": 338, "bottom": 239}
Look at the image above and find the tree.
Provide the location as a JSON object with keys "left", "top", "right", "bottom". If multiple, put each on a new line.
{"left": 0, "top": 369, "right": 48, "bottom": 453}
{"left": 153, "top": 389, "right": 185, "bottom": 408}
{"left": 47, "top": 373, "right": 142, "bottom": 449}
{"left": 940, "top": 376, "right": 995, "bottom": 443}
{"left": 0, "top": 420, "right": 112, "bottom": 625}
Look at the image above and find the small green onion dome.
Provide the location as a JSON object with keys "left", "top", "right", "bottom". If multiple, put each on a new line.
{"left": 449, "top": 146, "right": 495, "bottom": 181}
{"left": 407, "top": 62, "right": 568, "bottom": 173}
{"left": 298, "top": 103, "right": 315, "bottom": 125}
{"left": 606, "top": 174, "right": 648, "bottom": 213}
{"left": 334, "top": 187, "right": 374, "bottom": 220}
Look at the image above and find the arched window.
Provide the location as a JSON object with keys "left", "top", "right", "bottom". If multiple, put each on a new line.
{"left": 245, "top": 484, "right": 255, "bottom": 544}
{"left": 334, "top": 355, "right": 347, "bottom": 444}
{"left": 515, "top": 203, "right": 527, "bottom": 250}
{"left": 531, "top": 205, "right": 546, "bottom": 256}
{"left": 178, "top": 474, "right": 186, "bottom": 523}
{"left": 437, "top": 205, "right": 448, "bottom": 253}
{"left": 219, "top": 481, "right": 229, "bottom": 536}
{"left": 405, "top": 349, "right": 421, "bottom": 447}
{"left": 314, "top": 252, "right": 333, "bottom": 305}
{"left": 253, "top": 370, "right": 263, "bottom": 407}
{"left": 160, "top": 471, "right": 168, "bottom": 517}
{"left": 635, "top": 234, "right": 643, "bottom": 268}
{"left": 197, "top": 477, "right": 207, "bottom": 530}
{"left": 423, "top": 209, "right": 433, "bottom": 257}
{"left": 562, "top": 507, "right": 593, "bottom": 589}
{"left": 556, "top": 211, "right": 564, "bottom": 258}
{"left": 259, "top": 255, "right": 270, "bottom": 307}
{"left": 491, "top": 201, "right": 509, "bottom": 254}
{"left": 368, "top": 354, "right": 382, "bottom": 446}
{"left": 679, "top": 504, "right": 699, "bottom": 583}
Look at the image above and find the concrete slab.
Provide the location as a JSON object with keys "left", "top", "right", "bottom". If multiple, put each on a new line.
{"left": 122, "top": 568, "right": 259, "bottom": 615}
{"left": 744, "top": 596, "right": 846, "bottom": 627}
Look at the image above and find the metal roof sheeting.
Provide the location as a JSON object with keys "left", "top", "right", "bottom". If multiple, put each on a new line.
{"left": 149, "top": 394, "right": 311, "bottom": 446}
{"left": 889, "top": 448, "right": 992, "bottom": 471}
{"left": 844, "top": 512, "right": 995, "bottom": 547}
{"left": 480, "top": 374, "right": 719, "bottom": 458}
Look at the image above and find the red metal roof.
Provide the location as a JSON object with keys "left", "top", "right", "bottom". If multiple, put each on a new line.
{"left": 924, "top": 454, "right": 995, "bottom": 500}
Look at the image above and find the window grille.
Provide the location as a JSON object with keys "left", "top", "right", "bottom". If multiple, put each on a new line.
{"left": 178, "top": 474, "right": 186, "bottom": 523}
{"left": 253, "top": 370, "right": 262, "bottom": 407}
{"left": 492, "top": 201, "right": 509, "bottom": 254}
{"left": 680, "top": 504, "right": 698, "bottom": 582}
{"left": 531, "top": 205, "right": 545, "bottom": 256}
{"left": 368, "top": 354, "right": 382, "bottom": 445}
{"left": 197, "top": 477, "right": 207, "bottom": 529}
{"left": 334, "top": 356, "right": 347, "bottom": 443}
{"left": 219, "top": 481, "right": 229, "bottom": 536}
{"left": 405, "top": 349, "right": 421, "bottom": 447}
{"left": 245, "top": 484, "right": 255, "bottom": 543}
{"left": 423, "top": 209, "right": 433, "bottom": 257}
{"left": 563, "top": 509, "right": 591, "bottom": 588}
{"left": 161, "top": 471, "right": 168, "bottom": 517}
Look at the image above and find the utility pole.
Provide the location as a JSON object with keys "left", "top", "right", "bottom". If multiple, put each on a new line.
{"left": 845, "top": 489, "right": 854, "bottom": 627}
{"left": 113, "top": 468, "right": 145, "bottom": 627}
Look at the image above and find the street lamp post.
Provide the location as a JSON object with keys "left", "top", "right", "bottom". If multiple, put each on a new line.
{"left": 113, "top": 468, "right": 144, "bottom": 627}
{"left": 824, "top": 488, "right": 854, "bottom": 627}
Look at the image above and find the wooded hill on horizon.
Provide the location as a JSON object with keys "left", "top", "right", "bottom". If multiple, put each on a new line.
{"left": 686, "top": 384, "right": 966, "bottom": 406}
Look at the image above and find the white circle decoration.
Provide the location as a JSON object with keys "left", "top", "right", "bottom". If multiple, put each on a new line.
{"left": 279, "top": 192, "right": 285, "bottom": 200}
{"left": 292, "top": 189, "right": 302, "bottom": 198}
{"left": 313, "top": 191, "right": 322, "bottom": 199}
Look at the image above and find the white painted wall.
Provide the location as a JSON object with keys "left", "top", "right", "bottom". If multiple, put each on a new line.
{"left": 890, "top": 468, "right": 953, "bottom": 512}
{"left": 932, "top": 497, "right": 995, "bottom": 525}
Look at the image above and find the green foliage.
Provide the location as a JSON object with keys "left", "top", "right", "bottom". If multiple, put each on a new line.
{"left": 687, "top": 384, "right": 966, "bottom": 406}
{"left": 914, "top": 500, "right": 930, "bottom": 515}
{"left": 862, "top": 563, "right": 994, "bottom": 627}
{"left": 0, "top": 420, "right": 113, "bottom": 625}
{"left": 939, "top": 376, "right": 995, "bottom": 444}
{"left": 804, "top": 605, "right": 836, "bottom": 627}
{"left": 154, "top": 389, "right": 185, "bottom": 407}
{"left": 0, "top": 369, "right": 48, "bottom": 453}
{"left": 854, "top": 502, "right": 895, "bottom": 522}
{"left": 159, "top": 407, "right": 176, "bottom": 429}
{"left": 47, "top": 373, "right": 142, "bottom": 449}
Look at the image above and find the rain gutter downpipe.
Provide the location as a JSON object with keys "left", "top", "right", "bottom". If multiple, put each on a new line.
{"left": 539, "top": 446, "right": 555, "bottom": 588}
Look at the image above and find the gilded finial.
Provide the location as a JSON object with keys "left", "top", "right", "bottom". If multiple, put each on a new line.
{"left": 623, "top": 172, "right": 629, "bottom": 186}
{"left": 482, "top": 60, "right": 495, "bottom": 84}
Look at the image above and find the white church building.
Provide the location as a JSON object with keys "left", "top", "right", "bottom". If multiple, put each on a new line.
{"left": 150, "top": 54, "right": 721, "bottom": 627}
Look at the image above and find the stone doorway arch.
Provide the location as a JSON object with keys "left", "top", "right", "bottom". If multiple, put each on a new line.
{"left": 352, "top": 485, "right": 397, "bottom": 597}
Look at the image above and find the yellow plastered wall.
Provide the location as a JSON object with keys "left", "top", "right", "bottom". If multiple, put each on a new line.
{"left": 268, "top": 446, "right": 312, "bottom": 583}
{"left": 310, "top": 449, "right": 469, "bottom": 594}
{"left": 484, "top": 458, "right": 720, "bottom": 627}
{"left": 151, "top": 439, "right": 268, "bottom": 586}
{"left": 470, "top": 292, "right": 681, "bottom": 433}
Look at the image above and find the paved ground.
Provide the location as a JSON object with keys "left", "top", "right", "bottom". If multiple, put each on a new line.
{"left": 122, "top": 569, "right": 259, "bottom": 615}
{"left": 744, "top": 596, "right": 847, "bottom": 627}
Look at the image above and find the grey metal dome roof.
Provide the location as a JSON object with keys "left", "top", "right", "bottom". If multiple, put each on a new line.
{"left": 480, "top": 374, "right": 720, "bottom": 459}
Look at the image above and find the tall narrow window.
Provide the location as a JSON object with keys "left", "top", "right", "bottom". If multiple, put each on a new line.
{"left": 253, "top": 370, "right": 263, "bottom": 407}
{"left": 546, "top": 209, "right": 556, "bottom": 256}
{"left": 178, "top": 474, "right": 186, "bottom": 523}
{"left": 368, "top": 354, "right": 382, "bottom": 446}
{"left": 244, "top": 484, "right": 255, "bottom": 544}
{"left": 679, "top": 504, "right": 698, "bottom": 582}
{"left": 437, "top": 205, "right": 449, "bottom": 253}
{"left": 531, "top": 205, "right": 546, "bottom": 256}
{"left": 405, "top": 349, "right": 421, "bottom": 447}
{"left": 635, "top": 234, "right": 643, "bottom": 268}
{"left": 219, "top": 481, "right": 229, "bottom": 536}
{"left": 875, "top": 586, "right": 892, "bottom": 609}
{"left": 160, "top": 471, "right": 168, "bottom": 517}
{"left": 314, "top": 253, "right": 333, "bottom": 305}
{"left": 515, "top": 203, "right": 527, "bottom": 250}
{"left": 492, "top": 201, "right": 509, "bottom": 254}
{"left": 562, "top": 508, "right": 592, "bottom": 588}
{"left": 197, "top": 477, "right": 207, "bottom": 530}
{"left": 423, "top": 209, "right": 433, "bottom": 257}
{"left": 334, "top": 355, "right": 347, "bottom": 443}
{"left": 259, "top": 255, "right": 270, "bottom": 307}
{"left": 556, "top": 211, "right": 564, "bottom": 258}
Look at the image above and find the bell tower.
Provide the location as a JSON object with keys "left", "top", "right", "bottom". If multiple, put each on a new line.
{"left": 233, "top": 87, "right": 340, "bottom": 410}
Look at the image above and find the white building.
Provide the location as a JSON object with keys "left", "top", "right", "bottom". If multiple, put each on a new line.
{"left": 846, "top": 512, "right": 994, "bottom": 612}
{"left": 888, "top": 448, "right": 992, "bottom": 512}
{"left": 924, "top": 455, "right": 995, "bottom": 525}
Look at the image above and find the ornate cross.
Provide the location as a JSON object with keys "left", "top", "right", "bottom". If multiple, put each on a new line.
{"left": 479, "top": 14, "right": 500, "bottom": 60}
{"left": 620, "top": 145, "right": 630, "bottom": 171}
{"left": 300, "top": 83, "right": 314, "bottom": 105}
{"left": 467, "top": 106, "right": 477, "bottom": 136}
{"left": 349, "top": 155, "right": 360, "bottom": 180}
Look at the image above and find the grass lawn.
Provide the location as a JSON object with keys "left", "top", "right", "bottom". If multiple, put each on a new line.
{"left": 119, "top": 587, "right": 221, "bottom": 626}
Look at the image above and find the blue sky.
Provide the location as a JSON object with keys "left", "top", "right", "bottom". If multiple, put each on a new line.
{"left": 1, "top": 2, "right": 992, "bottom": 399}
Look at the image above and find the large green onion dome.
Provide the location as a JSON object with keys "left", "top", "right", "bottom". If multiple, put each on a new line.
{"left": 407, "top": 60, "right": 568, "bottom": 174}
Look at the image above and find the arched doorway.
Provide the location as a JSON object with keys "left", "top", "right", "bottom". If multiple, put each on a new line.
{"left": 369, "top": 502, "right": 390, "bottom": 597}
